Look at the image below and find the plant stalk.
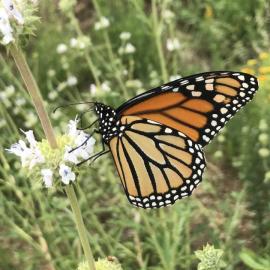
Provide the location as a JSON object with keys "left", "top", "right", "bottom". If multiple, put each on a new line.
{"left": 152, "top": 0, "right": 168, "bottom": 82}
{"left": 65, "top": 185, "right": 96, "bottom": 270}
{"left": 9, "top": 43, "right": 95, "bottom": 270}
{"left": 9, "top": 43, "right": 58, "bottom": 148}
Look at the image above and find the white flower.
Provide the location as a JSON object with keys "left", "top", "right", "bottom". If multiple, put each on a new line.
{"left": 0, "top": 118, "right": 6, "bottom": 128}
{"left": 70, "top": 37, "right": 78, "bottom": 48}
{"left": 0, "top": 8, "right": 14, "bottom": 44}
{"left": 41, "top": 168, "right": 53, "bottom": 188}
{"left": 94, "top": 16, "right": 110, "bottom": 30}
{"left": 57, "top": 81, "right": 67, "bottom": 91}
{"left": 259, "top": 133, "right": 268, "bottom": 145}
{"left": 48, "top": 91, "right": 58, "bottom": 100}
{"left": 118, "top": 43, "right": 136, "bottom": 55}
{"left": 59, "top": 164, "right": 76, "bottom": 184}
{"left": 14, "top": 97, "right": 26, "bottom": 107}
{"left": 258, "top": 148, "right": 270, "bottom": 158}
{"left": 90, "top": 83, "right": 97, "bottom": 95}
{"left": 213, "top": 150, "right": 223, "bottom": 159}
{"left": 5, "top": 85, "right": 15, "bottom": 97}
{"left": 217, "top": 135, "right": 225, "bottom": 143}
{"left": 64, "top": 146, "right": 79, "bottom": 164}
{"left": 264, "top": 171, "right": 270, "bottom": 183}
{"left": 3, "top": 0, "right": 24, "bottom": 24}
{"left": 125, "top": 43, "right": 136, "bottom": 54}
{"left": 21, "top": 129, "right": 37, "bottom": 147}
{"left": 67, "top": 75, "right": 78, "bottom": 86}
{"left": 119, "top": 31, "right": 131, "bottom": 40}
{"left": 166, "top": 38, "right": 181, "bottom": 51}
{"left": 6, "top": 132, "right": 44, "bottom": 169}
{"left": 25, "top": 112, "right": 38, "bottom": 128}
{"left": 56, "top": 43, "right": 68, "bottom": 54}
{"left": 162, "top": 9, "right": 175, "bottom": 22}
{"left": 67, "top": 117, "right": 80, "bottom": 138}
{"left": 70, "top": 36, "right": 90, "bottom": 50}
{"left": 89, "top": 82, "right": 111, "bottom": 96}
{"left": 64, "top": 118, "right": 96, "bottom": 164}
{"left": 47, "top": 69, "right": 56, "bottom": 77}
{"left": 51, "top": 110, "right": 62, "bottom": 120}
{"left": 74, "top": 134, "right": 95, "bottom": 159}
{"left": 101, "top": 81, "right": 111, "bottom": 92}
{"left": 84, "top": 136, "right": 95, "bottom": 153}
{"left": 259, "top": 119, "right": 268, "bottom": 131}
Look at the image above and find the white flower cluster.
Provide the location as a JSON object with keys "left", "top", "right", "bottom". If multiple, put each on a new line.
{"left": 7, "top": 118, "right": 95, "bottom": 188}
{"left": 0, "top": 0, "right": 38, "bottom": 45}
{"left": 90, "top": 81, "right": 111, "bottom": 96}
{"left": 119, "top": 31, "right": 131, "bottom": 41}
{"left": 118, "top": 43, "right": 136, "bottom": 55}
{"left": 118, "top": 31, "right": 136, "bottom": 55}
{"left": 162, "top": 9, "right": 175, "bottom": 23}
{"left": 258, "top": 119, "right": 269, "bottom": 158}
{"left": 56, "top": 36, "right": 91, "bottom": 54}
{"left": 94, "top": 16, "right": 110, "bottom": 31}
{"left": 166, "top": 38, "right": 181, "bottom": 51}
{"left": 0, "top": 0, "right": 24, "bottom": 44}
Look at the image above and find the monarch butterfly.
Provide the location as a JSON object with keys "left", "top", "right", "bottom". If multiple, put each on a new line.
{"left": 79, "top": 71, "right": 258, "bottom": 209}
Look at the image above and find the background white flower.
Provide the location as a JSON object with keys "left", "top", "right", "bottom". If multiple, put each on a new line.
{"left": 56, "top": 43, "right": 68, "bottom": 54}
{"left": 166, "top": 38, "right": 181, "bottom": 51}
{"left": 119, "top": 31, "right": 131, "bottom": 41}
{"left": 118, "top": 43, "right": 136, "bottom": 55}
{"left": 67, "top": 75, "right": 78, "bottom": 86}
{"left": 94, "top": 16, "right": 110, "bottom": 30}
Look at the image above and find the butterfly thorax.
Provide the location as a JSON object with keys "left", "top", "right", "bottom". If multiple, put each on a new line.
{"left": 94, "top": 103, "right": 118, "bottom": 144}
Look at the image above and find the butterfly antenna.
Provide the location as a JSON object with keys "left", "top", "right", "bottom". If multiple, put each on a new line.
{"left": 53, "top": 101, "right": 96, "bottom": 113}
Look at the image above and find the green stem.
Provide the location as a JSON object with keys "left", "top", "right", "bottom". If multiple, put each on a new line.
{"left": 65, "top": 185, "right": 96, "bottom": 270}
{"left": 69, "top": 13, "right": 102, "bottom": 89}
{"left": 91, "top": 0, "right": 129, "bottom": 99}
{"left": 152, "top": 0, "right": 168, "bottom": 82}
{"left": 9, "top": 43, "right": 58, "bottom": 148}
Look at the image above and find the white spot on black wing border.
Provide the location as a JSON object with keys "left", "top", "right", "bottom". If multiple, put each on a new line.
{"left": 196, "top": 72, "right": 259, "bottom": 147}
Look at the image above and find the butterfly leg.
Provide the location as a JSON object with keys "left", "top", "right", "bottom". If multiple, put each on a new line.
{"left": 69, "top": 128, "right": 98, "bottom": 153}
{"left": 77, "top": 140, "right": 109, "bottom": 166}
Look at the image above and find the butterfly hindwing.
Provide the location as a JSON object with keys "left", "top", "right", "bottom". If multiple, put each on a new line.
{"left": 109, "top": 116, "right": 206, "bottom": 209}
{"left": 116, "top": 71, "right": 258, "bottom": 146}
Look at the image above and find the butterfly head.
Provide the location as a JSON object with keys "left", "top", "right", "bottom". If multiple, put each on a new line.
{"left": 94, "top": 103, "right": 117, "bottom": 143}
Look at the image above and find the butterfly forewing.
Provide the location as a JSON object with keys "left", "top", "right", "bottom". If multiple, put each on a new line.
{"left": 109, "top": 116, "right": 206, "bottom": 209}
{"left": 116, "top": 71, "right": 258, "bottom": 146}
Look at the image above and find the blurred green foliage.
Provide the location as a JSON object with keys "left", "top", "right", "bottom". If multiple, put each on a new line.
{"left": 0, "top": 0, "right": 270, "bottom": 269}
